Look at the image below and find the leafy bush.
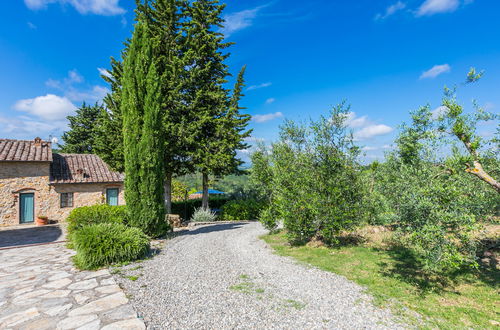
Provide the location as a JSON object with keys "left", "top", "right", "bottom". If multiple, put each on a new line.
{"left": 72, "top": 223, "right": 150, "bottom": 270}
{"left": 190, "top": 207, "right": 217, "bottom": 222}
{"left": 392, "top": 163, "right": 480, "bottom": 274}
{"left": 251, "top": 104, "right": 365, "bottom": 245}
{"left": 171, "top": 196, "right": 230, "bottom": 221}
{"left": 67, "top": 205, "right": 128, "bottom": 240}
{"left": 220, "top": 199, "right": 265, "bottom": 220}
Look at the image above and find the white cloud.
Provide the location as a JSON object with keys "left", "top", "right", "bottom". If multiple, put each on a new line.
{"left": 24, "top": 0, "right": 125, "bottom": 16}
{"left": 221, "top": 5, "right": 268, "bottom": 36}
{"left": 13, "top": 94, "right": 77, "bottom": 121}
{"left": 66, "top": 86, "right": 109, "bottom": 102}
{"left": 416, "top": 0, "right": 459, "bottom": 16}
{"left": 420, "top": 64, "right": 451, "bottom": 79}
{"left": 484, "top": 102, "right": 495, "bottom": 111}
{"left": 27, "top": 22, "right": 37, "bottom": 29}
{"left": 354, "top": 124, "right": 394, "bottom": 140}
{"left": 265, "top": 98, "right": 276, "bottom": 105}
{"left": 431, "top": 105, "right": 449, "bottom": 119}
{"left": 375, "top": 1, "right": 406, "bottom": 20}
{"left": 98, "top": 67, "right": 112, "bottom": 78}
{"left": 252, "top": 112, "right": 283, "bottom": 123}
{"left": 345, "top": 112, "right": 370, "bottom": 128}
{"left": 46, "top": 70, "right": 109, "bottom": 102}
{"left": 46, "top": 69, "right": 83, "bottom": 88}
{"left": 244, "top": 136, "right": 266, "bottom": 143}
{"left": 362, "top": 146, "right": 378, "bottom": 151}
{"left": 0, "top": 115, "right": 67, "bottom": 140}
{"left": 247, "top": 82, "right": 272, "bottom": 91}
{"left": 67, "top": 69, "right": 83, "bottom": 83}
{"left": 343, "top": 112, "right": 394, "bottom": 140}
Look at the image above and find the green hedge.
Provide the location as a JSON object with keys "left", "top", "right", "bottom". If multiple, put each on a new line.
{"left": 220, "top": 199, "right": 265, "bottom": 220}
{"left": 171, "top": 196, "right": 231, "bottom": 220}
{"left": 72, "top": 223, "right": 150, "bottom": 270}
{"left": 66, "top": 204, "right": 128, "bottom": 239}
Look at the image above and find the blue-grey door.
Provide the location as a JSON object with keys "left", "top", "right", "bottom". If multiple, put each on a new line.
{"left": 20, "top": 193, "right": 34, "bottom": 223}
{"left": 106, "top": 188, "right": 119, "bottom": 206}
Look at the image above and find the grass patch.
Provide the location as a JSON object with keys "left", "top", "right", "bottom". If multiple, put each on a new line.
{"left": 109, "top": 267, "right": 122, "bottom": 275}
{"left": 262, "top": 231, "right": 499, "bottom": 329}
{"left": 230, "top": 282, "right": 254, "bottom": 294}
{"left": 126, "top": 275, "right": 139, "bottom": 281}
{"left": 283, "top": 299, "right": 306, "bottom": 310}
{"left": 230, "top": 274, "right": 265, "bottom": 295}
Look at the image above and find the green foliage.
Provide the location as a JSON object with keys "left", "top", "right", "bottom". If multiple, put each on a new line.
{"left": 72, "top": 223, "right": 150, "bottom": 270}
{"left": 171, "top": 196, "right": 230, "bottom": 221}
{"left": 220, "top": 199, "right": 265, "bottom": 220}
{"left": 394, "top": 164, "right": 480, "bottom": 274}
{"left": 121, "top": 21, "right": 168, "bottom": 237}
{"left": 94, "top": 57, "right": 125, "bottom": 172}
{"left": 60, "top": 103, "right": 102, "bottom": 154}
{"left": 252, "top": 103, "right": 365, "bottom": 245}
{"left": 136, "top": 59, "right": 168, "bottom": 237}
{"left": 183, "top": 1, "right": 251, "bottom": 208}
{"left": 66, "top": 205, "right": 127, "bottom": 241}
{"left": 190, "top": 207, "right": 217, "bottom": 222}
{"left": 373, "top": 74, "right": 500, "bottom": 274}
{"left": 171, "top": 179, "right": 188, "bottom": 202}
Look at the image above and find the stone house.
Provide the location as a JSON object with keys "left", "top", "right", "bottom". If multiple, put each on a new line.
{"left": 0, "top": 138, "right": 124, "bottom": 227}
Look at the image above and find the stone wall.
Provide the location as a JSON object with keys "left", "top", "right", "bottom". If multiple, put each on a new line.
{"left": 0, "top": 162, "right": 52, "bottom": 227}
{"left": 0, "top": 161, "right": 125, "bottom": 226}
{"left": 48, "top": 183, "right": 125, "bottom": 222}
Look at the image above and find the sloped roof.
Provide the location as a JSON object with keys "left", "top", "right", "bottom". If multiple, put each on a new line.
{"left": 50, "top": 153, "right": 124, "bottom": 184}
{"left": 0, "top": 138, "right": 52, "bottom": 162}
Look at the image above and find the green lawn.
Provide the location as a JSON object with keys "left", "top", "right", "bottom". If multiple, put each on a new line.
{"left": 262, "top": 231, "right": 499, "bottom": 329}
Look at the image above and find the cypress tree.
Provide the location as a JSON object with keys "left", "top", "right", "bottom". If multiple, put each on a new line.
{"left": 137, "top": 0, "right": 193, "bottom": 214}
{"left": 138, "top": 59, "right": 167, "bottom": 236}
{"left": 122, "top": 21, "right": 168, "bottom": 236}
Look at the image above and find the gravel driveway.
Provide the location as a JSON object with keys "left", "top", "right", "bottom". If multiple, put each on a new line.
{"left": 115, "top": 222, "right": 407, "bottom": 329}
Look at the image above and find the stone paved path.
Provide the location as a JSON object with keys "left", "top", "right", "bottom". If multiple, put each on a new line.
{"left": 0, "top": 243, "right": 145, "bottom": 330}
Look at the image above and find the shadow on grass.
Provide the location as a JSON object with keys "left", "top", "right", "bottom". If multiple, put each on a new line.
{"left": 374, "top": 241, "right": 500, "bottom": 296}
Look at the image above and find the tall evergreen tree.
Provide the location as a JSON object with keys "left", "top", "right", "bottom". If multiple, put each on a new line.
{"left": 138, "top": 59, "right": 168, "bottom": 235}
{"left": 122, "top": 21, "right": 167, "bottom": 236}
{"left": 94, "top": 56, "right": 126, "bottom": 171}
{"left": 60, "top": 103, "right": 102, "bottom": 154}
{"left": 183, "top": 0, "right": 251, "bottom": 209}
{"left": 137, "top": 0, "right": 194, "bottom": 214}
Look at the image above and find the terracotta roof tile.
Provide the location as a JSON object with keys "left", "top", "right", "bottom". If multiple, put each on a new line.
{"left": 50, "top": 153, "right": 124, "bottom": 184}
{"left": 0, "top": 138, "right": 52, "bottom": 162}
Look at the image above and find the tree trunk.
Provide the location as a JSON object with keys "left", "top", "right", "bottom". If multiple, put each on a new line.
{"left": 202, "top": 172, "right": 209, "bottom": 210}
{"left": 165, "top": 172, "right": 172, "bottom": 214}
{"left": 466, "top": 161, "right": 500, "bottom": 193}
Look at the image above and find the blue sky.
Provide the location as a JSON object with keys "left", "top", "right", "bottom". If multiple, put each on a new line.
{"left": 0, "top": 0, "right": 499, "bottom": 162}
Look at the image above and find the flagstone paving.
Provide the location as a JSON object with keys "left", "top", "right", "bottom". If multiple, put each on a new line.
{"left": 0, "top": 243, "right": 145, "bottom": 330}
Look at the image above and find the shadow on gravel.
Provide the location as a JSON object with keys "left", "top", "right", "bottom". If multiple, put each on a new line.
{"left": 182, "top": 222, "right": 250, "bottom": 236}
{"left": 0, "top": 225, "right": 64, "bottom": 249}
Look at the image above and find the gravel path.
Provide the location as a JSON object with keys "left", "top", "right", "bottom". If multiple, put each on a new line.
{"left": 114, "top": 222, "right": 407, "bottom": 329}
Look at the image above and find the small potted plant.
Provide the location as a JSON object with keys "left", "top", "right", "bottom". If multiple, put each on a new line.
{"left": 36, "top": 215, "right": 49, "bottom": 226}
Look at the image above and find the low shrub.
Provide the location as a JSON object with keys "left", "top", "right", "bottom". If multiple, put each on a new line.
{"left": 171, "top": 196, "right": 231, "bottom": 220}
{"left": 190, "top": 207, "right": 217, "bottom": 222}
{"left": 220, "top": 199, "right": 265, "bottom": 220}
{"left": 66, "top": 204, "right": 128, "bottom": 238}
{"left": 72, "top": 223, "right": 150, "bottom": 270}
